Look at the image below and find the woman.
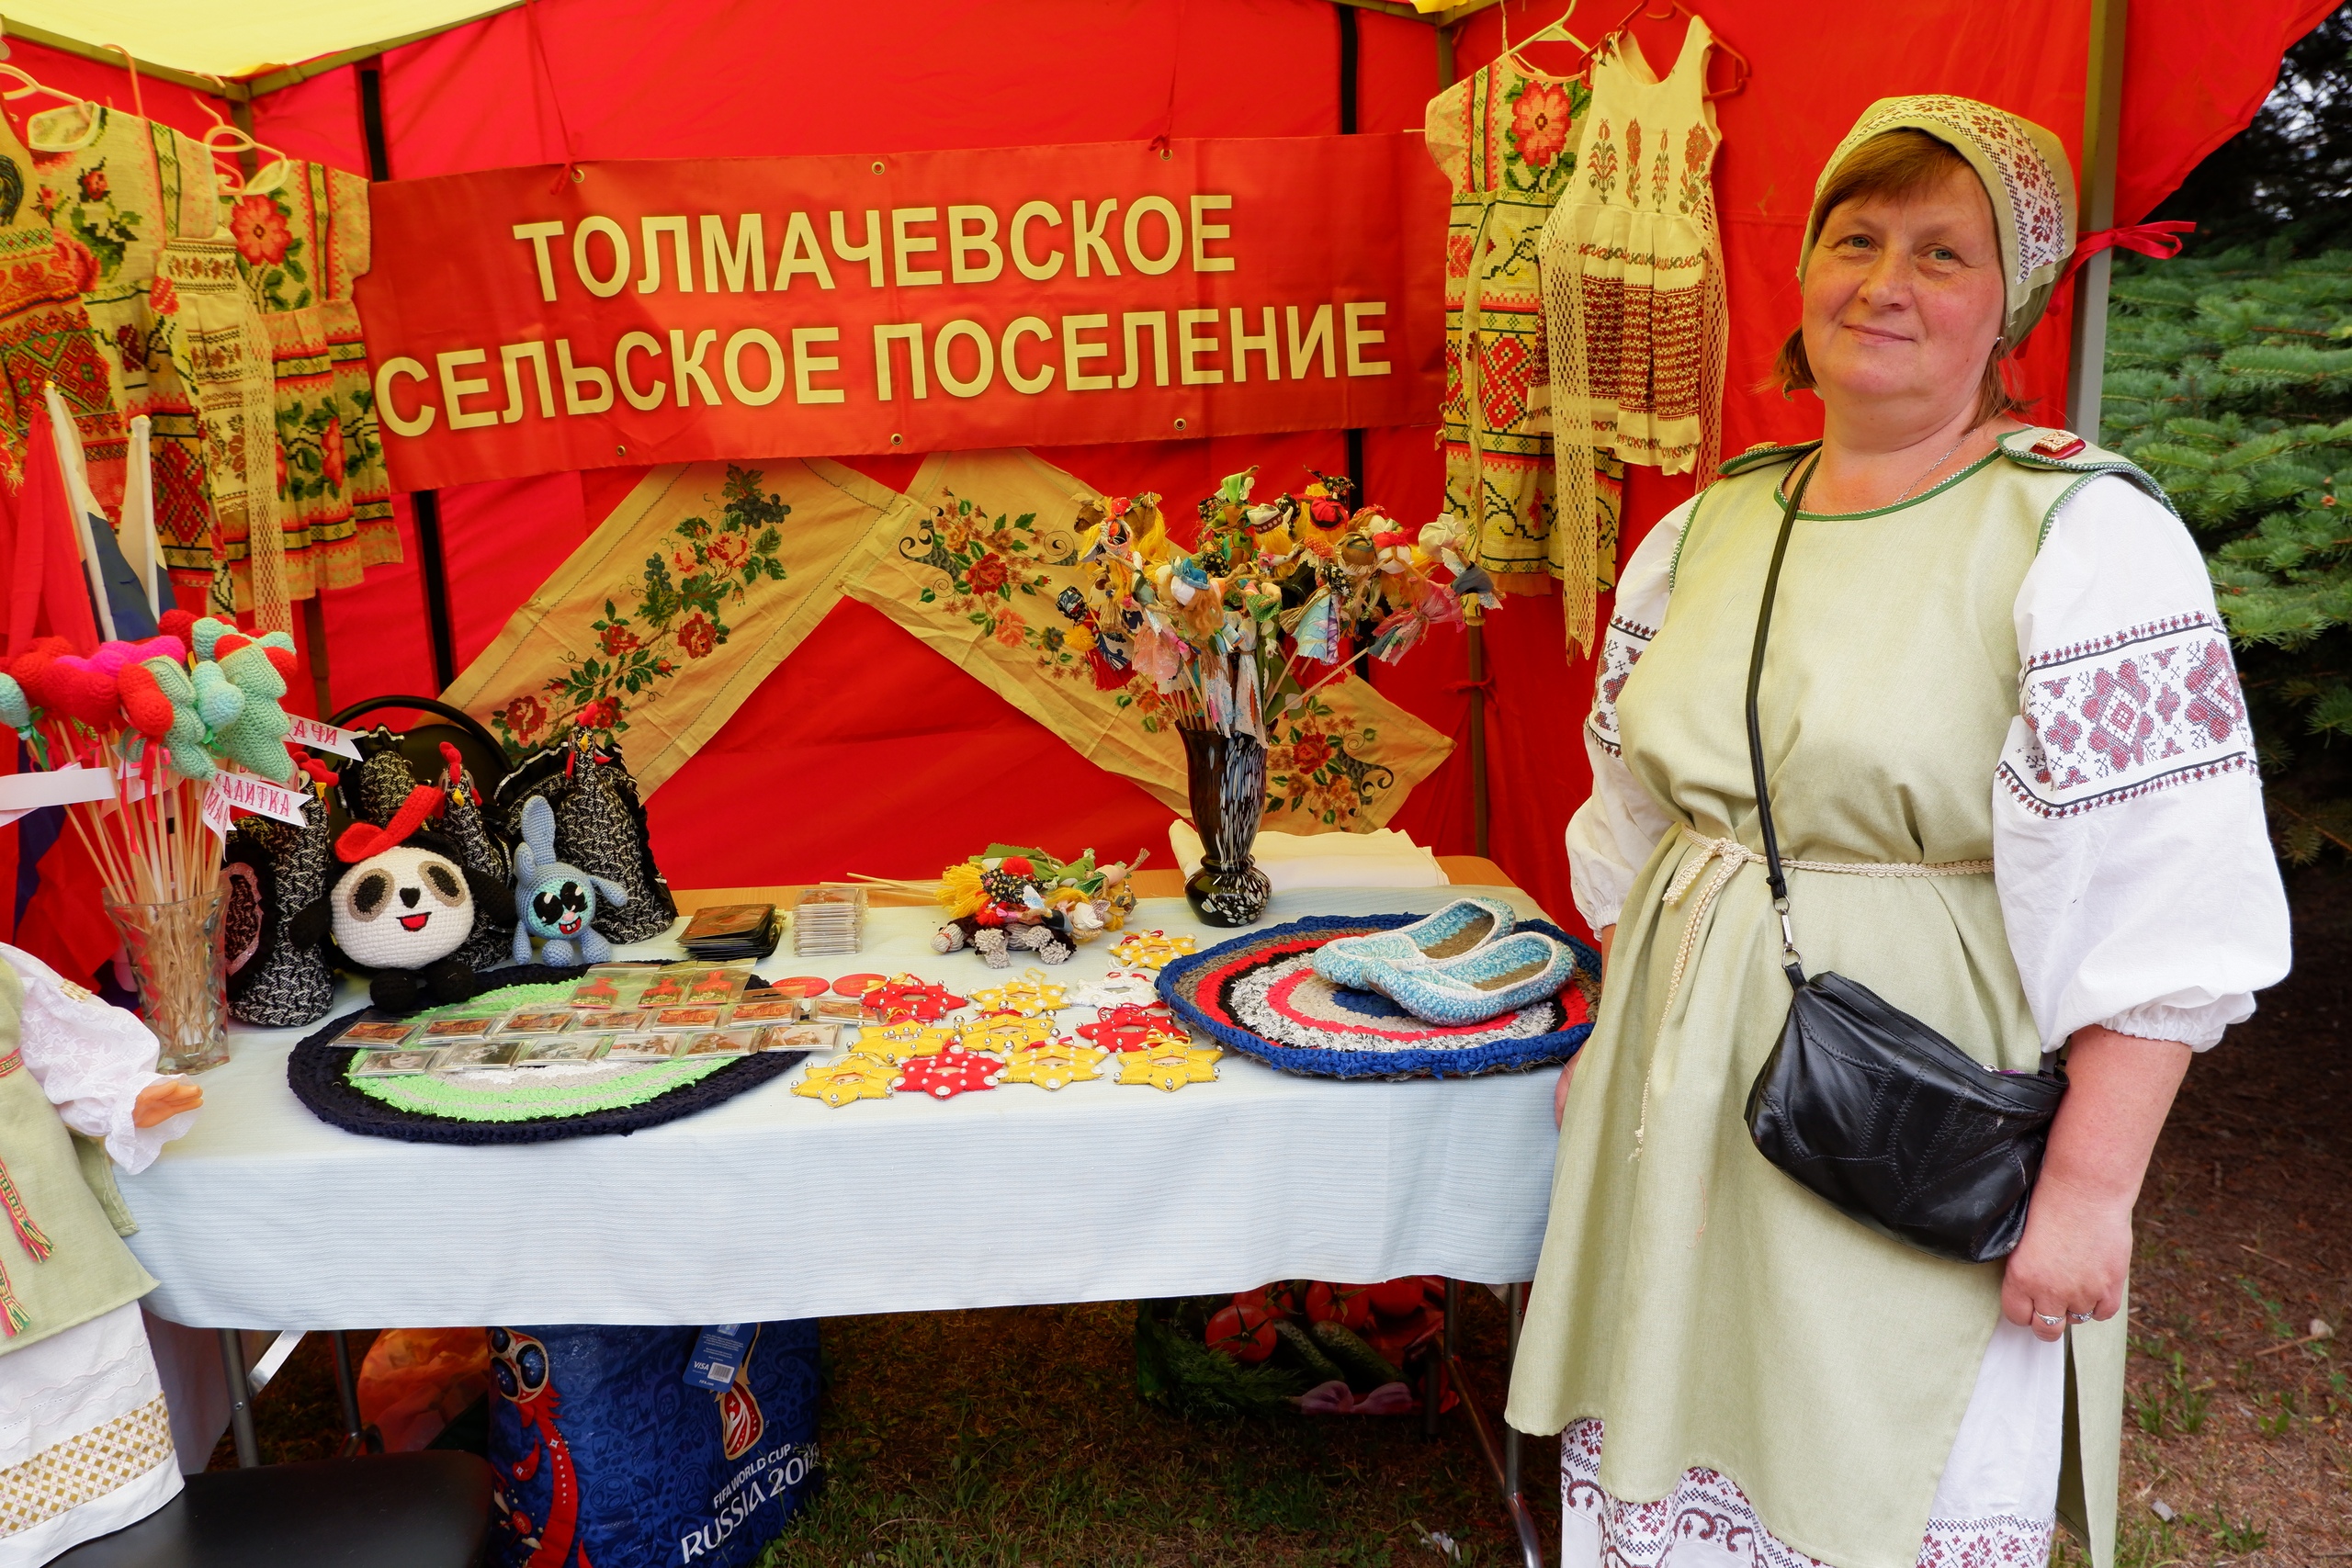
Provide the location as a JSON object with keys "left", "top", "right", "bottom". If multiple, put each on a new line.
{"left": 1506, "top": 96, "right": 2291, "bottom": 1568}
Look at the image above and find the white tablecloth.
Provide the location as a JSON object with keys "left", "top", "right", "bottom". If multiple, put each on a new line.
{"left": 121, "top": 886, "right": 1562, "bottom": 1331}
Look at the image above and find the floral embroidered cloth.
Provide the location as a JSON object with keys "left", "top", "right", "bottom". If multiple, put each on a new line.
{"left": 1538, "top": 18, "right": 1727, "bottom": 653}
{"left": 444, "top": 450, "right": 1451, "bottom": 833}
{"left": 1424, "top": 59, "right": 1621, "bottom": 600}
{"left": 0, "top": 115, "right": 123, "bottom": 514}
{"left": 220, "top": 160, "right": 396, "bottom": 600}
{"left": 28, "top": 105, "right": 234, "bottom": 607}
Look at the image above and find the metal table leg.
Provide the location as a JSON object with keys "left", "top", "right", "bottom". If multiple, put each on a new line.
{"left": 217, "top": 1329, "right": 259, "bottom": 1469}
{"left": 1437, "top": 1280, "right": 1545, "bottom": 1568}
{"left": 330, "top": 1330, "right": 368, "bottom": 1456}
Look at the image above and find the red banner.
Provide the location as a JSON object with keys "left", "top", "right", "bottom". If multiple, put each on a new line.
{"left": 357, "top": 135, "right": 1446, "bottom": 491}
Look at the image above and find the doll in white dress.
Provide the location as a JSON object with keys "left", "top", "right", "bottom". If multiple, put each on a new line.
{"left": 0, "top": 943, "right": 201, "bottom": 1567}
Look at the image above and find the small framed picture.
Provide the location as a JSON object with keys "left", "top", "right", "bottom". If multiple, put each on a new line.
{"left": 568, "top": 967, "right": 646, "bottom": 1008}
{"left": 421, "top": 1016, "right": 498, "bottom": 1040}
{"left": 636, "top": 974, "right": 690, "bottom": 1007}
{"left": 653, "top": 1006, "right": 725, "bottom": 1028}
{"left": 602, "top": 1033, "right": 680, "bottom": 1062}
{"left": 338, "top": 1021, "right": 418, "bottom": 1047}
{"left": 808, "top": 997, "right": 865, "bottom": 1023}
{"left": 352, "top": 1047, "right": 442, "bottom": 1077}
{"left": 435, "top": 1041, "right": 523, "bottom": 1071}
{"left": 757, "top": 1022, "right": 839, "bottom": 1052}
{"left": 672, "top": 965, "right": 752, "bottom": 1004}
{"left": 594, "top": 1009, "right": 654, "bottom": 1032}
{"left": 514, "top": 1037, "right": 611, "bottom": 1066}
{"left": 728, "top": 998, "right": 803, "bottom": 1023}
{"left": 676, "top": 1029, "right": 754, "bottom": 1058}
{"left": 495, "top": 1009, "right": 577, "bottom": 1036}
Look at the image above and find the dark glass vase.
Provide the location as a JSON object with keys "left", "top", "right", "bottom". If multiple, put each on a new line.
{"left": 1180, "top": 726, "right": 1272, "bottom": 928}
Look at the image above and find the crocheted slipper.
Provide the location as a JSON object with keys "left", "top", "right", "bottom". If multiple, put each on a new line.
{"left": 1359, "top": 931, "right": 1577, "bottom": 1026}
{"left": 1310, "top": 896, "right": 1516, "bottom": 991}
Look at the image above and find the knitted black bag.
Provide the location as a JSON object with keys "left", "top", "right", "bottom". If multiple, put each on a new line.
{"left": 224, "top": 791, "right": 337, "bottom": 1027}
{"left": 492, "top": 732, "right": 676, "bottom": 945}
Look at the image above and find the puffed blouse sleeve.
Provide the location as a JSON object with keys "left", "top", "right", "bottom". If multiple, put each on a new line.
{"left": 1, "top": 943, "right": 194, "bottom": 1172}
{"left": 1565, "top": 497, "right": 1690, "bottom": 931}
{"left": 1995, "top": 474, "right": 2291, "bottom": 1051}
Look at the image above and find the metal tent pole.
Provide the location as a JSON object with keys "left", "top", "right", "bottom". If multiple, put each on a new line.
{"left": 2064, "top": 0, "right": 2130, "bottom": 440}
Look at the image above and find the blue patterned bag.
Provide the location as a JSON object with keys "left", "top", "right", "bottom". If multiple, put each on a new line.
{"left": 486, "top": 1322, "right": 820, "bottom": 1568}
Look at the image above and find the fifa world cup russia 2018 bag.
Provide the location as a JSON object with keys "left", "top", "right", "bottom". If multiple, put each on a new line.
{"left": 486, "top": 1322, "right": 821, "bottom": 1568}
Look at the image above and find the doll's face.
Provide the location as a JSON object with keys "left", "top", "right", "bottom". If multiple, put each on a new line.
{"left": 525, "top": 874, "right": 595, "bottom": 939}
{"left": 333, "top": 845, "right": 473, "bottom": 968}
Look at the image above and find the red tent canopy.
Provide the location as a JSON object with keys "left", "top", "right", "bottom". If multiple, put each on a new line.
{"left": 4, "top": 0, "right": 2328, "bottom": 931}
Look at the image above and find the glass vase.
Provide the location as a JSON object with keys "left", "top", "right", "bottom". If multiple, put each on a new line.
{"left": 106, "top": 888, "right": 232, "bottom": 1074}
{"left": 1181, "top": 725, "right": 1272, "bottom": 928}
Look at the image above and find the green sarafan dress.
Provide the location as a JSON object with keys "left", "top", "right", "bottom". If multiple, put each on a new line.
{"left": 1506, "top": 434, "right": 2291, "bottom": 1568}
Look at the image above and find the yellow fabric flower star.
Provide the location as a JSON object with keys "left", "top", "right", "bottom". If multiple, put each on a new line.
{"left": 1108, "top": 931, "right": 1196, "bottom": 972}
{"left": 791, "top": 1056, "right": 899, "bottom": 1108}
{"left": 1001, "top": 1041, "right": 1109, "bottom": 1091}
{"left": 968, "top": 967, "right": 1070, "bottom": 1016}
{"left": 1116, "top": 1042, "right": 1223, "bottom": 1092}
{"left": 854, "top": 1021, "right": 960, "bottom": 1064}
{"left": 961, "top": 1013, "right": 1055, "bottom": 1054}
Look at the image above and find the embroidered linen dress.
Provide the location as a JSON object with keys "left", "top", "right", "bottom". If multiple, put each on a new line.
{"left": 26, "top": 106, "right": 225, "bottom": 600}
{"left": 0, "top": 115, "right": 121, "bottom": 507}
{"left": 1425, "top": 60, "right": 1623, "bottom": 604}
{"left": 1508, "top": 434, "right": 2290, "bottom": 1568}
{"left": 1538, "top": 19, "right": 1726, "bottom": 654}
{"left": 0, "top": 946, "right": 197, "bottom": 1567}
{"left": 222, "top": 161, "right": 397, "bottom": 601}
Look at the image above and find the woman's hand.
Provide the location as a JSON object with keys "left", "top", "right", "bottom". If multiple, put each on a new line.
{"left": 133, "top": 1077, "right": 203, "bottom": 1128}
{"left": 1555, "top": 924, "right": 1614, "bottom": 1127}
{"left": 2000, "top": 1025, "right": 2191, "bottom": 1341}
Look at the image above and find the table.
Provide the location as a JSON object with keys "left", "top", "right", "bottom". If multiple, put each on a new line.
{"left": 123, "top": 875, "right": 1562, "bottom": 1328}
{"left": 125, "top": 873, "right": 1566, "bottom": 1562}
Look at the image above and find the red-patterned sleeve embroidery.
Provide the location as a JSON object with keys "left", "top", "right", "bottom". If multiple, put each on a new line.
{"left": 1587, "top": 613, "right": 1655, "bottom": 759}
{"left": 1999, "top": 612, "right": 2253, "bottom": 818}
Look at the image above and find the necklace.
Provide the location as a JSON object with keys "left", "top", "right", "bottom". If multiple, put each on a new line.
{"left": 1890, "top": 423, "right": 1978, "bottom": 505}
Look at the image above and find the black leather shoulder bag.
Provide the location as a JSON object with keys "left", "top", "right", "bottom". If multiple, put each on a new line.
{"left": 1739, "top": 456, "right": 2067, "bottom": 1264}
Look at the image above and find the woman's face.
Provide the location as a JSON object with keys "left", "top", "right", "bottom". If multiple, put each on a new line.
{"left": 1799, "top": 164, "right": 2006, "bottom": 420}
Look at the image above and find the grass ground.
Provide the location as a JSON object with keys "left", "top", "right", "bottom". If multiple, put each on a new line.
{"left": 215, "top": 869, "right": 2352, "bottom": 1564}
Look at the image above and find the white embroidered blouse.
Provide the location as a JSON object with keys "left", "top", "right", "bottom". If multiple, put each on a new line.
{"left": 4, "top": 945, "right": 194, "bottom": 1171}
{"left": 1566, "top": 471, "right": 2292, "bottom": 1050}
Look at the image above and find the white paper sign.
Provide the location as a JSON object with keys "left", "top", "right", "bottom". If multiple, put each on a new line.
{"left": 200, "top": 771, "right": 312, "bottom": 835}
{"left": 0, "top": 763, "right": 116, "bottom": 828}
{"left": 117, "top": 758, "right": 181, "bottom": 805}
{"left": 284, "top": 716, "right": 364, "bottom": 759}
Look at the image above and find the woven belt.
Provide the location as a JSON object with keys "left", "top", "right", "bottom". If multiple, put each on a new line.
{"left": 1630, "top": 827, "right": 1994, "bottom": 1159}
{"left": 0, "top": 1046, "right": 52, "bottom": 1334}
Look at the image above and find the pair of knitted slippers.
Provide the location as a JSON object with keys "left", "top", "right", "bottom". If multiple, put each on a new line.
{"left": 1310, "top": 897, "right": 1576, "bottom": 1025}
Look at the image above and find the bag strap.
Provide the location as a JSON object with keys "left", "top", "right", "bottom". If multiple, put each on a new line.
{"left": 1743, "top": 453, "right": 1819, "bottom": 988}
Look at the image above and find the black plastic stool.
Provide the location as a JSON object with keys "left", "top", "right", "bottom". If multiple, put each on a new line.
{"left": 52, "top": 1451, "right": 494, "bottom": 1568}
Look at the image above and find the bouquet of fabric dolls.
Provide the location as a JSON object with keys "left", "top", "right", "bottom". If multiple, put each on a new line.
{"left": 1059, "top": 468, "right": 1498, "bottom": 744}
{"left": 849, "top": 845, "right": 1147, "bottom": 968}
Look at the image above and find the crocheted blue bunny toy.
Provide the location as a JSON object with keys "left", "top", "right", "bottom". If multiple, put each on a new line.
{"left": 511, "top": 795, "right": 631, "bottom": 966}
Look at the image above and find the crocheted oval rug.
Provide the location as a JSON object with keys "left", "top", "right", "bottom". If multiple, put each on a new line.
{"left": 287, "top": 965, "right": 805, "bottom": 1145}
{"left": 1155, "top": 915, "right": 1600, "bottom": 1080}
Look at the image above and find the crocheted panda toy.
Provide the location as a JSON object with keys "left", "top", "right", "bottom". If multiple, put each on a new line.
{"left": 511, "top": 795, "right": 630, "bottom": 967}
{"left": 290, "top": 785, "right": 514, "bottom": 1012}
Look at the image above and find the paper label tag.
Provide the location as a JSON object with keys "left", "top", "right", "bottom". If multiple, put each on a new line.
{"left": 0, "top": 762, "right": 115, "bottom": 828}
{"left": 285, "top": 716, "right": 364, "bottom": 759}
{"left": 201, "top": 771, "right": 311, "bottom": 835}
{"left": 684, "top": 1324, "right": 751, "bottom": 1390}
{"left": 117, "top": 759, "right": 181, "bottom": 805}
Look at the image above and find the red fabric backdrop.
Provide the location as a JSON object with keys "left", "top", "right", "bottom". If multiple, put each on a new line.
{"left": 3, "top": 0, "right": 2326, "bottom": 942}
